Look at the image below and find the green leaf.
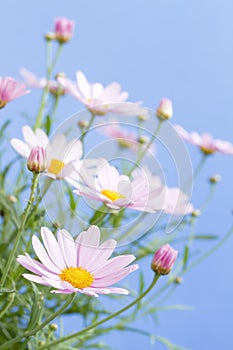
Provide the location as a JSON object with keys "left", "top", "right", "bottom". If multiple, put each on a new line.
{"left": 27, "top": 282, "right": 44, "bottom": 331}
{"left": 67, "top": 187, "right": 77, "bottom": 212}
{"left": 194, "top": 234, "right": 218, "bottom": 240}
{"left": 44, "top": 115, "right": 52, "bottom": 135}
{"left": 183, "top": 245, "right": 189, "bottom": 269}
{"left": 0, "top": 193, "right": 19, "bottom": 228}
{"left": 156, "top": 335, "right": 190, "bottom": 350}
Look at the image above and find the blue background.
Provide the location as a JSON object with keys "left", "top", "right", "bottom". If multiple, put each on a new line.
{"left": 1, "top": 1, "right": 233, "bottom": 349}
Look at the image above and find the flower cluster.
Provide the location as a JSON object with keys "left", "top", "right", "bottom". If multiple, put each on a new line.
{"left": 1, "top": 15, "right": 232, "bottom": 350}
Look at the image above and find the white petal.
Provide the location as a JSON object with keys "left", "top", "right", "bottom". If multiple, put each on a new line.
{"left": 41, "top": 227, "right": 66, "bottom": 270}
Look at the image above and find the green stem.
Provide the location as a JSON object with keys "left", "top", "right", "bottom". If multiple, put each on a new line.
{"left": 0, "top": 173, "right": 39, "bottom": 288}
{"left": 193, "top": 154, "right": 207, "bottom": 179}
{"left": 34, "top": 43, "right": 63, "bottom": 129}
{"left": 128, "top": 120, "right": 163, "bottom": 175}
{"left": 0, "top": 282, "right": 16, "bottom": 319}
{"left": 187, "top": 224, "right": 233, "bottom": 272}
{"left": 37, "top": 273, "right": 160, "bottom": 350}
{"left": 0, "top": 294, "right": 75, "bottom": 350}
{"left": 80, "top": 112, "right": 96, "bottom": 143}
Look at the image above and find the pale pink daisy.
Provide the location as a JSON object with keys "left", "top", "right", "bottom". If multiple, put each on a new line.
{"left": 58, "top": 71, "right": 147, "bottom": 116}
{"left": 73, "top": 160, "right": 165, "bottom": 213}
{"left": 0, "top": 77, "right": 30, "bottom": 109}
{"left": 20, "top": 68, "right": 67, "bottom": 97}
{"left": 133, "top": 168, "right": 193, "bottom": 215}
{"left": 151, "top": 244, "right": 178, "bottom": 275}
{"left": 98, "top": 121, "right": 155, "bottom": 154}
{"left": 17, "top": 225, "right": 138, "bottom": 296}
{"left": 175, "top": 125, "right": 233, "bottom": 155}
{"left": 10, "top": 125, "right": 82, "bottom": 181}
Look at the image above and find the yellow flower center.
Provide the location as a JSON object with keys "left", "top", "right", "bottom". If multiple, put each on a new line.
{"left": 59, "top": 266, "right": 94, "bottom": 289}
{"left": 0, "top": 100, "right": 7, "bottom": 109}
{"left": 118, "top": 139, "right": 132, "bottom": 148}
{"left": 200, "top": 146, "right": 215, "bottom": 155}
{"left": 101, "top": 189, "right": 124, "bottom": 202}
{"left": 48, "top": 159, "right": 65, "bottom": 175}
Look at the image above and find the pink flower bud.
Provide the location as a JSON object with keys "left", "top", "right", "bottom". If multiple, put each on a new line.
{"left": 27, "top": 146, "right": 47, "bottom": 173}
{"left": 156, "top": 98, "right": 173, "bottom": 120}
{"left": 54, "top": 18, "right": 74, "bottom": 44}
{"left": 151, "top": 244, "right": 178, "bottom": 275}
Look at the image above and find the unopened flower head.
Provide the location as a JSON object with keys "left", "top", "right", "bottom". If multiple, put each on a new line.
{"left": 27, "top": 146, "right": 47, "bottom": 173}
{"left": 156, "top": 98, "right": 173, "bottom": 121}
{"left": 209, "top": 174, "right": 222, "bottom": 184}
{"left": 54, "top": 17, "right": 74, "bottom": 44}
{"left": 0, "top": 77, "right": 30, "bottom": 109}
{"left": 17, "top": 225, "right": 139, "bottom": 296}
{"left": 151, "top": 244, "right": 178, "bottom": 275}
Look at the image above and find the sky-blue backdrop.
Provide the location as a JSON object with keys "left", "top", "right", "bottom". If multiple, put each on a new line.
{"left": 1, "top": 1, "right": 233, "bottom": 349}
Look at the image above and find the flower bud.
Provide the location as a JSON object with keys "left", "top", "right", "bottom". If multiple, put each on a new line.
{"left": 49, "top": 323, "right": 58, "bottom": 331}
{"left": 138, "top": 135, "right": 149, "bottom": 145}
{"left": 44, "top": 32, "right": 56, "bottom": 41}
{"left": 156, "top": 98, "right": 173, "bottom": 121}
{"left": 191, "top": 209, "right": 201, "bottom": 217}
{"left": 78, "top": 120, "right": 89, "bottom": 129}
{"left": 209, "top": 174, "right": 221, "bottom": 184}
{"left": 151, "top": 244, "right": 178, "bottom": 275}
{"left": 54, "top": 18, "right": 74, "bottom": 44}
{"left": 27, "top": 146, "right": 47, "bottom": 173}
{"left": 138, "top": 114, "right": 148, "bottom": 121}
{"left": 174, "top": 276, "right": 183, "bottom": 284}
{"left": 7, "top": 195, "right": 17, "bottom": 203}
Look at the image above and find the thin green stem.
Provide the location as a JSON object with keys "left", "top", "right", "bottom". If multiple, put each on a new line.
{"left": 0, "top": 294, "right": 75, "bottom": 350}
{"left": 80, "top": 112, "right": 96, "bottom": 143}
{"left": 193, "top": 154, "right": 207, "bottom": 179}
{"left": 0, "top": 173, "right": 39, "bottom": 288}
{"left": 128, "top": 120, "right": 163, "bottom": 175}
{"left": 37, "top": 273, "right": 160, "bottom": 349}
{"left": 34, "top": 43, "right": 63, "bottom": 129}
{"left": 187, "top": 224, "right": 233, "bottom": 272}
{"left": 0, "top": 282, "right": 16, "bottom": 319}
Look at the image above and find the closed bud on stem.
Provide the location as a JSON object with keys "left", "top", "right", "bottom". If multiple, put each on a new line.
{"left": 174, "top": 276, "right": 183, "bottom": 284}
{"left": 54, "top": 18, "right": 74, "bottom": 44}
{"left": 49, "top": 323, "right": 58, "bottom": 331}
{"left": 44, "top": 32, "right": 56, "bottom": 41}
{"left": 7, "top": 195, "right": 17, "bottom": 203}
{"left": 151, "top": 244, "right": 178, "bottom": 275}
{"left": 209, "top": 174, "right": 221, "bottom": 184}
{"left": 78, "top": 120, "right": 89, "bottom": 129}
{"left": 191, "top": 209, "right": 201, "bottom": 217}
{"left": 138, "top": 135, "right": 149, "bottom": 145}
{"left": 138, "top": 114, "right": 148, "bottom": 121}
{"left": 156, "top": 98, "right": 173, "bottom": 121}
{"left": 27, "top": 146, "right": 47, "bottom": 173}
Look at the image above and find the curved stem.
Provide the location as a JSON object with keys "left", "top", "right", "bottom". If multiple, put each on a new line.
{"left": 0, "top": 293, "right": 75, "bottom": 350}
{"left": 0, "top": 173, "right": 39, "bottom": 288}
{"left": 37, "top": 273, "right": 160, "bottom": 349}
{"left": 0, "top": 281, "right": 16, "bottom": 319}
{"left": 80, "top": 112, "right": 96, "bottom": 143}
